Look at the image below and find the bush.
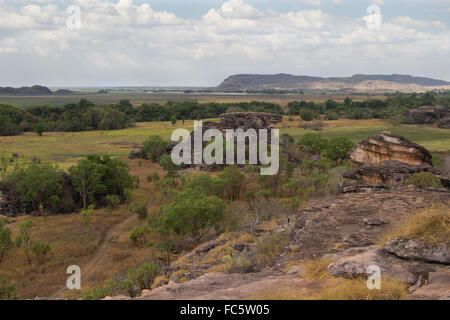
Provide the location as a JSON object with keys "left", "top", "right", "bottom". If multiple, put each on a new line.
{"left": 0, "top": 219, "right": 12, "bottom": 263}
{"left": 297, "top": 133, "right": 328, "bottom": 155}
{"left": 218, "top": 166, "right": 246, "bottom": 201}
{"left": 146, "top": 172, "right": 160, "bottom": 182}
{"left": 130, "top": 226, "right": 149, "bottom": 248}
{"left": 159, "top": 154, "right": 180, "bottom": 177}
{"left": 143, "top": 136, "right": 169, "bottom": 162}
{"left": 0, "top": 277, "right": 18, "bottom": 300}
{"left": 131, "top": 203, "right": 148, "bottom": 220}
{"left": 325, "top": 137, "right": 354, "bottom": 162}
{"left": 404, "top": 172, "right": 442, "bottom": 188}
{"left": 156, "top": 189, "right": 226, "bottom": 242}
{"left": 82, "top": 282, "right": 114, "bottom": 300}
{"left": 105, "top": 194, "right": 121, "bottom": 211}
{"left": 9, "top": 163, "right": 62, "bottom": 213}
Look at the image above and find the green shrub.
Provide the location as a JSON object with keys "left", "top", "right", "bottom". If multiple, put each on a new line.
{"left": 325, "top": 137, "right": 354, "bottom": 162}
{"left": 82, "top": 282, "right": 114, "bottom": 300}
{"left": 0, "top": 277, "right": 18, "bottom": 300}
{"left": 146, "top": 172, "right": 160, "bottom": 182}
{"left": 156, "top": 189, "right": 226, "bottom": 242}
{"left": 9, "top": 163, "right": 62, "bottom": 213}
{"left": 0, "top": 219, "right": 12, "bottom": 263}
{"left": 297, "top": 133, "right": 328, "bottom": 155}
{"left": 143, "top": 136, "right": 169, "bottom": 162}
{"left": 130, "top": 226, "right": 149, "bottom": 248}
{"left": 404, "top": 172, "right": 442, "bottom": 188}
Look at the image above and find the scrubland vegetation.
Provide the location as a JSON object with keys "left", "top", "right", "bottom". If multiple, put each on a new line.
{"left": 0, "top": 93, "right": 449, "bottom": 300}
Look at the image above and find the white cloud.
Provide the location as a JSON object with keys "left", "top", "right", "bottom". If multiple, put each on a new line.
{"left": 0, "top": 0, "right": 449, "bottom": 86}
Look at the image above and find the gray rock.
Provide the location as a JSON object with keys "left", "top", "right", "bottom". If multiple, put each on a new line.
{"left": 196, "top": 241, "right": 222, "bottom": 255}
{"left": 327, "top": 246, "right": 417, "bottom": 285}
{"left": 385, "top": 238, "right": 450, "bottom": 264}
{"left": 232, "top": 242, "right": 250, "bottom": 252}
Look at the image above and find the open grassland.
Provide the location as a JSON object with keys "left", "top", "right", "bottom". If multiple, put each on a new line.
{"left": 1, "top": 119, "right": 449, "bottom": 170}
{"left": 280, "top": 118, "right": 450, "bottom": 152}
{"left": 0, "top": 93, "right": 384, "bottom": 108}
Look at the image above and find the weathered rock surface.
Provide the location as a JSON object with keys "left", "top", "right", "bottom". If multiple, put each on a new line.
{"left": 402, "top": 106, "right": 450, "bottom": 126}
{"left": 288, "top": 188, "right": 450, "bottom": 260}
{"left": 343, "top": 160, "right": 441, "bottom": 186}
{"left": 437, "top": 117, "right": 450, "bottom": 129}
{"left": 348, "top": 131, "right": 432, "bottom": 167}
{"left": 218, "top": 112, "right": 282, "bottom": 130}
{"left": 327, "top": 247, "right": 419, "bottom": 285}
{"left": 409, "top": 268, "right": 450, "bottom": 300}
{"left": 385, "top": 238, "right": 450, "bottom": 264}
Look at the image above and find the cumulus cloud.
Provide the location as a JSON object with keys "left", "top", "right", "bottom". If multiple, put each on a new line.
{"left": 0, "top": 0, "right": 449, "bottom": 86}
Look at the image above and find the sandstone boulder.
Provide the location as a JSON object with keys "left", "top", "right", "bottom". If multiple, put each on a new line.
{"left": 437, "top": 117, "right": 450, "bottom": 129}
{"left": 402, "top": 106, "right": 450, "bottom": 125}
{"left": 385, "top": 238, "right": 450, "bottom": 264}
{"left": 218, "top": 112, "right": 282, "bottom": 130}
{"left": 348, "top": 131, "right": 432, "bottom": 167}
{"left": 343, "top": 160, "right": 440, "bottom": 186}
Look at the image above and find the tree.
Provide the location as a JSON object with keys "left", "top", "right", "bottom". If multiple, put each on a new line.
{"left": 69, "top": 159, "right": 105, "bottom": 209}
{"left": 218, "top": 165, "right": 245, "bottom": 201}
{"left": 159, "top": 154, "right": 180, "bottom": 177}
{"left": 35, "top": 123, "right": 44, "bottom": 136}
{"left": 156, "top": 189, "right": 226, "bottom": 242}
{"left": 297, "top": 133, "right": 328, "bottom": 155}
{"left": 299, "top": 109, "right": 315, "bottom": 121}
{"left": 143, "top": 136, "right": 169, "bottom": 162}
{"left": 0, "top": 115, "right": 21, "bottom": 136}
{"left": 0, "top": 219, "right": 12, "bottom": 263}
{"left": 14, "top": 220, "right": 33, "bottom": 265}
{"left": 9, "top": 163, "right": 62, "bottom": 213}
{"left": 170, "top": 116, "right": 177, "bottom": 126}
{"left": 325, "top": 137, "right": 354, "bottom": 162}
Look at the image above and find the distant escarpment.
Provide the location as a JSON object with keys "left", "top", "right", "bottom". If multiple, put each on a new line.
{"left": 0, "top": 85, "right": 53, "bottom": 95}
{"left": 216, "top": 74, "right": 450, "bottom": 93}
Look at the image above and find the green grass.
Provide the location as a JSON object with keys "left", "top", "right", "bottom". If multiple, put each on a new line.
{"left": 281, "top": 119, "right": 450, "bottom": 152}
{"left": 0, "top": 119, "right": 449, "bottom": 170}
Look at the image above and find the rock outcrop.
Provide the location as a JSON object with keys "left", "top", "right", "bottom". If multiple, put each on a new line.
{"left": 343, "top": 160, "right": 440, "bottom": 186}
{"left": 348, "top": 131, "right": 432, "bottom": 167}
{"left": 343, "top": 132, "right": 450, "bottom": 191}
{"left": 402, "top": 106, "right": 450, "bottom": 127}
{"left": 385, "top": 238, "right": 449, "bottom": 264}
{"left": 327, "top": 247, "right": 419, "bottom": 285}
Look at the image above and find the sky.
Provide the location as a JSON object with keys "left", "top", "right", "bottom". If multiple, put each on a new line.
{"left": 0, "top": 0, "right": 449, "bottom": 87}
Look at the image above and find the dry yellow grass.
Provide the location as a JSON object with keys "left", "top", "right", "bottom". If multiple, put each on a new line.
{"left": 302, "top": 258, "right": 333, "bottom": 280}
{"left": 378, "top": 204, "right": 450, "bottom": 246}
{"left": 318, "top": 277, "right": 408, "bottom": 300}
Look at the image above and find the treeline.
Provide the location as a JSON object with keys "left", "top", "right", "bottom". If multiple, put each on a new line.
{"left": 0, "top": 99, "right": 283, "bottom": 136}
{"left": 287, "top": 92, "right": 450, "bottom": 120}
{"left": 0, "top": 99, "right": 131, "bottom": 135}
{"left": 1, "top": 92, "right": 449, "bottom": 136}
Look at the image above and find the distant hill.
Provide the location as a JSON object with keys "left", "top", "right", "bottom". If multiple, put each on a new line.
{"left": 0, "top": 85, "right": 53, "bottom": 95}
{"left": 217, "top": 74, "right": 450, "bottom": 93}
